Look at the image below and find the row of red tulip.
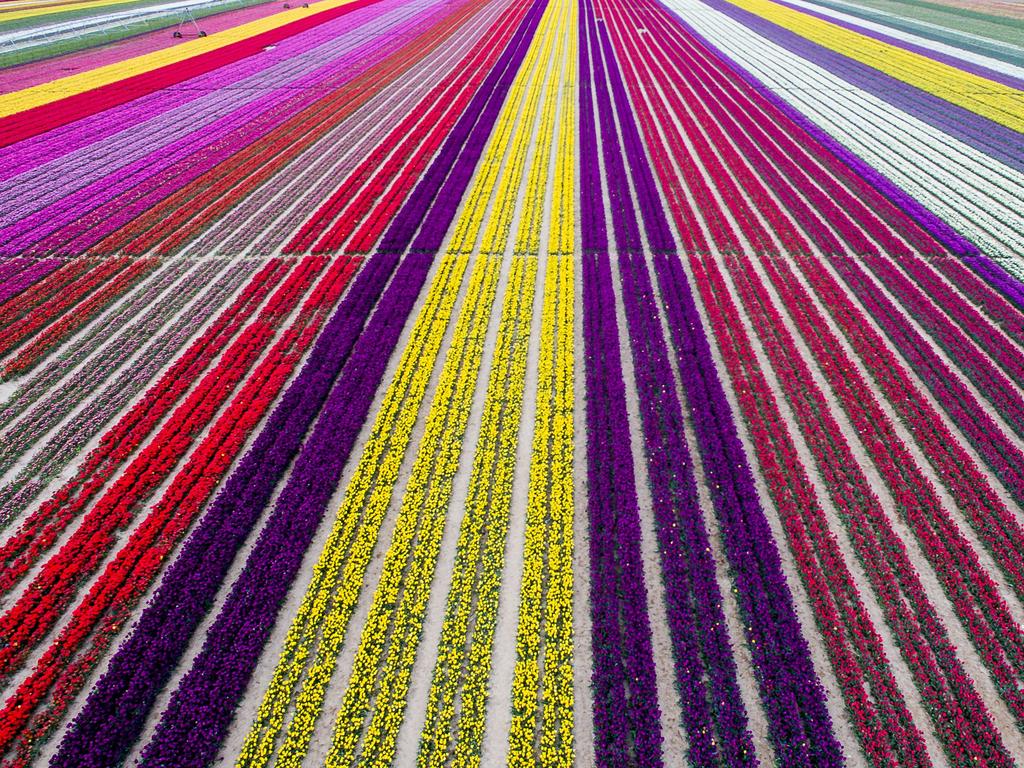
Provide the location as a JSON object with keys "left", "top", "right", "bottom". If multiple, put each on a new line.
{"left": 0, "top": 260, "right": 288, "bottom": 587}
{"left": 615, "top": 0, "right": 1021, "bottom": 763}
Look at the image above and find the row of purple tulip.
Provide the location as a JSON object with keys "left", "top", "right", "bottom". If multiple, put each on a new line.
{"left": 581, "top": 1, "right": 757, "bottom": 762}
{"left": 579, "top": 0, "right": 666, "bottom": 763}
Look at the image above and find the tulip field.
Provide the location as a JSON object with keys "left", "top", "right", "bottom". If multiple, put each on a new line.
{"left": 1, "top": 0, "right": 1023, "bottom": 764}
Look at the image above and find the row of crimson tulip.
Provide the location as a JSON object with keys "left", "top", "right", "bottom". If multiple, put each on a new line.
{"left": 674, "top": 37, "right": 1024, "bottom": 464}
{"left": 676, "top": 28, "right": 1024, "bottom": 675}
{"left": 651, "top": 0, "right": 1024, "bottom": 737}
{"left": 1, "top": 257, "right": 158, "bottom": 380}
{"left": 720, "top": 243, "right": 1015, "bottom": 766}
{"left": 227, "top": 92, "right": 402, "bottom": 253}
{"left": 0, "top": 258, "right": 61, "bottom": 307}
{"left": 596, "top": 0, "right": 846, "bottom": 762}
{"left": 0, "top": 255, "right": 360, "bottom": 768}
{"left": 648, "top": 15, "right": 1024, "bottom": 513}
{"left": 102, "top": 0, "right": 459, "bottom": 257}
{"left": 692, "top": 252, "right": 941, "bottom": 768}
{"left": 0, "top": 260, "right": 254, "bottom": 527}
{"left": 578, "top": 2, "right": 663, "bottom": 763}
{"left": 640, "top": 0, "right": 1024, "bottom": 738}
{"left": 0, "top": 258, "right": 324, "bottom": 685}
{"left": 637, "top": 0, "right": 1024, "bottom": 594}
{"left": 233, "top": 76, "right": 406, "bottom": 253}
{"left": 624, "top": 4, "right": 1013, "bottom": 757}
{"left": 696, "top": 236, "right": 1010, "bottom": 766}
{"left": 50, "top": 4, "right": 548, "bottom": 758}
{"left": 0, "top": 259, "right": 286, "bottom": 560}
{"left": 604, "top": 6, "right": 931, "bottom": 763}
{"left": 190, "top": 60, "right": 400, "bottom": 254}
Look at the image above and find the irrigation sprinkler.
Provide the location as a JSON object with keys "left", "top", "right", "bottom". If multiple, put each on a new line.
{"left": 173, "top": 6, "right": 206, "bottom": 38}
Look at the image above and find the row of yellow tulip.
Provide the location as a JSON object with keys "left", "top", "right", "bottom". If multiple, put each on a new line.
{"left": 234, "top": 0, "right": 567, "bottom": 763}
{"left": 446, "top": 0, "right": 550, "bottom": 255}
{"left": 415, "top": 254, "right": 536, "bottom": 768}
{"left": 415, "top": 0, "right": 573, "bottom": 762}
{"left": 0, "top": 0, "right": 135, "bottom": 24}
{"left": 725, "top": 0, "right": 1024, "bottom": 133}
{"left": 507, "top": 0, "right": 576, "bottom": 762}
{"left": 325, "top": 252, "right": 503, "bottom": 767}
{"left": 507, "top": 254, "right": 575, "bottom": 768}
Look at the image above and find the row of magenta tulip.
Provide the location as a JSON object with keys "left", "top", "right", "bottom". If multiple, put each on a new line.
{"left": 0, "top": 0, "right": 415, "bottom": 257}
{"left": 0, "top": 257, "right": 61, "bottom": 307}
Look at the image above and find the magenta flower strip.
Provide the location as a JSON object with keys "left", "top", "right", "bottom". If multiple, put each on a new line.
{"left": 0, "top": 258, "right": 61, "bottom": 306}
